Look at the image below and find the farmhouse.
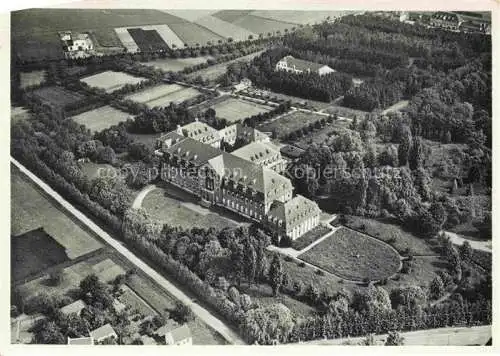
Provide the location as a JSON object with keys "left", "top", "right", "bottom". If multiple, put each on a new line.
{"left": 156, "top": 122, "right": 321, "bottom": 241}
{"left": 154, "top": 321, "right": 192, "bottom": 345}
{"left": 59, "top": 32, "right": 94, "bottom": 59}
{"left": 275, "top": 56, "right": 335, "bottom": 76}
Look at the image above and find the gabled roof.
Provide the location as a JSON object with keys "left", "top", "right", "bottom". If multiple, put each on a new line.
{"left": 67, "top": 336, "right": 94, "bottom": 345}
{"left": 89, "top": 324, "right": 117, "bottom": 341}
{"left": 269, "top": 195, "right": 321, "bottom": 228}
{"left": 278, "top": 56, "right": 328, "bottom": 72}
{"left": 154, "top": 319, "right": 179, "bottom": 337}
{"left": 232, "top": 141, "right": 281, "bottom": 164}
{"left": 140, "top": 335, "right": 156, "bottom": 345}
{"left": 60, "top": 300, "right": 86, "bottom": 316}
{"left": 169, "top": 324, "right": 192, "bottom": 343}
{"left": 178, "top": 121, "right": 220, "bottom": 144}
{"left": 219, "top": 123, "right": 269, "bottom": 143}
{"left": 165, "top": 137, "right": 222, "bottom": 166}
{"left": 158, "top": 131, "right": 186, "bottom": 148}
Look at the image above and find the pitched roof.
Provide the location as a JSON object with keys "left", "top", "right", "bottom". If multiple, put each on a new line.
{"left": 169, "top": 324, "right": 192, "bottom": 343}
{"left": 60, "top": 300, "right": 86, "bottom": 315}
{"left": 89, "top": 324, "right": 117, "bottom": 341}
{"left": 178, "top": 121, "right": 220, "bottom": 144}
{"left": 232, "top": 141, "right": 281, "bottom": 165}
{"left": 68, "top": 336, "right": 94, "bottom": 345}
{"left": 165, "top": 137, "right": 222, "bottom": 166}
{"left": 157, "top": 131, "right": 186, "bottom": 148}
{"left": 219, "top": 123, "right": 269, "bottom": 143}
{"left": 140, "top": 335, "right": 156, "bottom": 345}
{"left": 279, "top": 56, "right": 327, "bottom": 72}
{"left": 154, "top": 319, "right": 179, "bottom": 337}
{"left": 269, "top": 195, "right": 321, "bottom": 228}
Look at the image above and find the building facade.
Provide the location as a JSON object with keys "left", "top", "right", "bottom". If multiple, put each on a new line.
{"left": 156, "top": 122, "right": 321, "bottom": 241}
{"left": 59, "top": 32, "right": 94, "bottom": 59}
{"left": 275, "top": 55, "right": 335, "bottom": 76}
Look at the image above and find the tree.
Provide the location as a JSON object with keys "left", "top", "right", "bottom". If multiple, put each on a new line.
{"left": 429, "top": 275, "right": 445, "bottom": 300}
{"left": 244, "top": 241, "right": 257, "bottom": 284}
{"left": 360, "top": 334, "right": 377, "bottom": 345}
{"left": 269, "top": 255, "right": 284, "bottom": 296}
{"left": 398, "top": 124, "right": 412, "bottom": 166}
{"left": 385, "top": 331, "right": 404, "bottom": 345}
{"left": 408, "top": 136, "right": 424, "bottom": 170}
{"left": 459, "top": 241, "right": 472, "bottom": 262}
{"left": 390, "top": 286, "right": 427, "bottom": 309}
{"left": 96, "top": 146, "right": 116, "bottom": 164}
{"left": 171, "top": 302, "right": 194, "bottom": 323}
{"left": 240, "top": 303, "right": 294, "bottom": 344}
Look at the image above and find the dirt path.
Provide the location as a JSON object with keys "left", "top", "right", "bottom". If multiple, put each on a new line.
{"left": 131, "top": 184, "right": 156, "bottom": 209}
{"left": 12, "top": 157, "right": 246, "bottom": 345}
{"left": 443, "top": 231, "right": 492, "bottom": 253}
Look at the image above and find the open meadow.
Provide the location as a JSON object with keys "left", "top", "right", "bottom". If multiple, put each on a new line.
{"left": 299, "top": 227, "right": 401, "bottom": 282}
{"left": 257, "top": 110, "right": 325, "bottom": 139}
{"left": 31, "top": 86, "right": 85, "bottom": 108}
{"left": 141, "top": 56, "right": 212, "bottom": 72}
{"left": 11, "top": 167, "right": 103, "bottom": 267}
{"left": 125, "top": 84, "right": 201, "bottom": 108}
{"left": 70, "top": 105, "right": 131, "bottom": 133}
{"left": 211, "top": 97, "right": 273, "bottom": 123}
{"left": 80, "top": 71, "right": 147, "bottom": 93}
{"left": 195, "top": 15, "right": 257, "bottom": 41}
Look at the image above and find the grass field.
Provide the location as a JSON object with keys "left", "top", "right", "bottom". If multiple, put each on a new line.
{"left": 80, "top": 71, "right": 147, "bottom": 93}
{"left": 12, "top": 37, "right": 65, "bottom": 62}
{"left": 142, "top": 186, "right": 240, "bottom": 230}
{"left": 291, "top": 225, "right": 333, "bottom": 251}
{"left": 323, "top": 104, "right": 370, "bottom": 119}
{"left": 195, "top": 15, "right": 257, "bottom": 41}
{"left": 250, "top": 10, "right": 356, "bottom": 25}
{"left": 186, "top": 50, "right": 264, "bottom": 82}
{"left": 168, "top": 22, "right": 224, "bottom": 47}
{"left": 70, "top": 105, "right": 131, "bottom": 133}
{"left": 213, "top": 10, "right": 256, "bottom": 23}
{"left": 120, "top": 284, "right": 157, "bottom": 317}
{"left": 299, "top": 227, "right": 401, "bottom": 282}
{"left": 257, "top": 111, "right": 325, "bottom": 139}
{"left": 32, "top": 86, "right": 85, "bottom": 108}
{"left": 344, "top": 216, "right": 439, "bottom": 256}
{"left": 126, "top": 84, "right": 201, "bottom": 108}
{"left": 19, "top": 70, "right": 46, "bottom": 89}
{"left": 11, "top": 168, "right": 103, "bottom": 262}
{"left": 210, "top": 97, "right": 273, "bottom": 123}
{"left": 141, "top": 56, "right": 212, "bottom": 72}
{"left": 231, "top": 15, "right": 297, "bottom": 36}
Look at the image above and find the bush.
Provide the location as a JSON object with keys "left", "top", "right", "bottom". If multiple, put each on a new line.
{"left": 298, "top": 262, "right": 306, "bottom": 268}
{"left": 284, "top": 255, "right": 293, "bottom": 262}
{"left": 315, "top": 269, "right": 325, "bottom": 276}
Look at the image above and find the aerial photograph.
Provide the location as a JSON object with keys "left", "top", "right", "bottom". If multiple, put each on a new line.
{"left": 10, "top": 8, "right": 492, "bottom": 346}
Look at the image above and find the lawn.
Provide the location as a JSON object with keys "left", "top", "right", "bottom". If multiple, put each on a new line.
{"left": 344, "top": 216, "right": 439, "bottom": 256}
{"left": 119, "top": 284, "right": 157, "bottom": 317}
{"left": 31, "top": 86, "right": 85, "bottom": 108}
{"left": 11, "top": 168, "right": 103, "bottom": 261}
{"left": 195, "top": 15, "right": 257, "bottom": 41}
{"left": 210, "top": 97, "right": 273, "bottom": 123}
{"left": 293, "top": 120, "right": 351, "bottom": 146}
{"left": 141, "top": 186, "right": 239, "bottom": 230}
{"left": 129, "top": 132, "right": 163, "bottom": 149}
{"left": 168, "top": 22, "right": 224, "bottom": 47}
{"left": 80, "top": 71, "right": 147, "bottom": 93}
{"left": 291, "top": 225, "right": 333, "bottom": 251}
{"left": 257, "top": 111, "right": 325, "bottom": 139}
{"left": 186, "top": 50, "right": 264, "bottom": 83}
{"left": 141, "top": 56, "right": 212, "bottom": 72}
{"left": 79, "top": 162, "right": 116, "bottom": 180}
{"left": 70, "top": 105, "right": 131, "bottom": 133}
{"left": 125, "top": 84, "right": 202, "bottom": 108}
{"left": 299, "top": 227, "right": 401, "bottom": 282}
{"left": 19, "top": 70, "right": 46, "bottom": 89}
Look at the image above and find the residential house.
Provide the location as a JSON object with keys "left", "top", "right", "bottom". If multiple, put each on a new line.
{"left": 59, "top": 32, "right": 94, "bottom": 59}
{"left": 233, "top": 78, "right": 252, "bottom": 92}
{"left": 165, "top": 325, "right": 192, "bottom": 345}
{"left": 275, "top": 55, "right": 335, "bottom": 76}
{"left": 89, "top": 324, "right": 118, "bottom": 344}
{"left": 67, "top": 336, "right": 94, "bottom": 345}
{"left": 60, "top": 300, "right": 87, "bottom": 316}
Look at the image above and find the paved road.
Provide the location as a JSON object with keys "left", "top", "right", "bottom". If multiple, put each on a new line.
{"left": 11, "top": 158, "right": 246, "bottom": 345}
{"left": 292, "top": 325, "right": 491, "bottom": 346}
{"left": 443, "top": 231, "right": 492, "bottom": 253}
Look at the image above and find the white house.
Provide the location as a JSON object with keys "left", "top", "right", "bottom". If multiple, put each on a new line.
{"left": 275, "top": 56, "right": 335, "bottom": 76}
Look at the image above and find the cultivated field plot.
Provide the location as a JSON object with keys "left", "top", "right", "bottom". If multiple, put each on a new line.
{"left": 211, "top": 97, "right": 273, "bottom": 123}
{"left": 257, "top": 111, "right": 325, "bottom": 139}
{"left": 16, "top": 254, "right": 125, "bottom": 298}
{"left": 163, "top": 10, "right": 219, "bottom": 22}
{"left": 143, "top": 24, "right": 185, "bottom": 49}
{"left": 299, "top": 227, "right": 401, "bottom": 282}
{"left": 119, "top": 285, "right": 157, "bottom": 317}
{"left": 141, "top": 56, "right": 212, "bottom": 72}
{"left": 231, "top": 15, "right": 297, "bottom": 35}
{"left": 32, "top": 86, "right": 85, "bottom": 108}
{"left": 11, "top": 168, "right": 103, "bottom": 261}
{"left": 126, "top": 84, "right": 201, "bottom": 108}
{"left": 127, "top": 27, "right": 169, "bottom": 52}
{"left": 70, "top": 105, "right": 131, "bottom": 133}
{"left": 142, "top": 187, "right": 239, "bottom": 230}
{"left": 168, "top": 22, "right": 224, "bottom": 47}
{"left": 186, "top": 50, "right": 264, "bottom": 82}
{"left": 250, "top": 10, "right": 356, "bottom": 25}
{"left": 126, "top": 273, "right": 176, "bottom": 313}
{"left": 212, "top": 10, "right": 254, "bottom": 23}
{"left": 12, "top": 37, "right": 65, "bottom": 62}
{"left": 80, "top": 71, "right": 147, "bottom": 93}
{"left": 115, "top": 27, "right": 140, "bottom": 52}
{"left": 195, "top": 15, "right": 257, "bottom": 41}
{"left": 19, "top": 70, "right": 46, "bottom": 89}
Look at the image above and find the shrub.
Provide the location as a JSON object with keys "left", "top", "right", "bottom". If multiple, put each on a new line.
{"left": 284, "top": 255, "right": 293, "bottom": 262}
{"left": 316, "top": 269, "right": 325, "bottom": 276}
{"left": 298, "top": 262, "right": 306, "bottom": 268}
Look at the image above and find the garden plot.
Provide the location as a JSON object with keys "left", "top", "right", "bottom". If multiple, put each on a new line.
{"left": 125, "top": 84, "right": 201, "bottom": 108}
{"left": 70, "top": 105, "right": 131, "bottom": 133}
{"left": 210, "top": 97, "right": 273, "bottom": 123}
{"left": 115, "top": 27, "right": 140, "bottom": 53}
{"left": 80, "top": 71, "right": 147, "bottom": 93}
{"left": 142, "top": 24, "right": 184, "bottom": 49}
